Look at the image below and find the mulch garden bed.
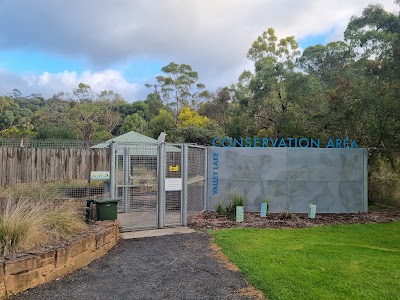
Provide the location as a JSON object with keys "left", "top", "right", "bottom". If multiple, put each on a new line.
{"left": 188, "top": 206, "right": 400, "bottom": 230}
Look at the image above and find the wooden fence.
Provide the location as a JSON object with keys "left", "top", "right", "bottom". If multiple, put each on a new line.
{"left": 0, "top": 147, "right": 110, "bottom": 186}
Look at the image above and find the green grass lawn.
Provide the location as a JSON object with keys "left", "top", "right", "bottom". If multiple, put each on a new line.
{"left": 214, "top": 221, "right": 400, "bottom": 300}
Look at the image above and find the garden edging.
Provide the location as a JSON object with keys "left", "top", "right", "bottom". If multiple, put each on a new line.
{"left": 0, "top": 221, "right": 119, "bottom": 299}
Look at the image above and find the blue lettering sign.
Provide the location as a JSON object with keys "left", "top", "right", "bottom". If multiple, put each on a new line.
{"left": 351, "top": 139, "right": 358, "bottom": 148}
{"left": 326, "top": 138, "right": 335, "bottom": 148}
{"left": 311, "top": 138, "right": 320, "bottom": 148}
{"left": 278, "top": 138, "right": 287, "bottom": 147}
{"left": 299, "top": 138, "right": 309, "bottom": 148}
{"left": 213, "top": 137, "right": 359, "bottom": 149}
{"left": 212, "top": 138, "right": 220, "bottom": 147}
{"left": 262, "top": 138, "right": 269, "bottom": 147}
{"left": 270, "top": 138, "right": 278, "bottom": 147}
{"left": 212, "top": 152, "right": 219, "bottom": 195}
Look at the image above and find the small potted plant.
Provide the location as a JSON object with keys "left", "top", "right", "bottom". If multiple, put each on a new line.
{"left": 234, "top": 193, "right": 245, "bottom": 222}
{"left": 260, "top": 198, "right": 268, "bottom": 217}
{"left": 308, "top": 201, "right": 317, "bottom": 219}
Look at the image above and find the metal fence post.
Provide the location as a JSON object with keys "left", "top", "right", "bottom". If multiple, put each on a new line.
{"left": 286, "top": 147, "right": 289, "bottom": 207}
{"left": 182, "top": 144, "right": 188, "bottom": 226}
{"left": 203, "top": 147, "right": 208, "bottom": 211}
{"left": 363, "top": 148, "right": 368, "bottom": 213}
{"left": 110, "top": 142, "right": 116, "bottom": 199}
{"left": 123, "top": 147, "right": 130, "bottom": 212}
{"left": 158, "top": 142, "right": 166, "bottom": 228}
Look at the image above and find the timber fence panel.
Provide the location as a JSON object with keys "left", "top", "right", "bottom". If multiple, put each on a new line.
{"left": 0, "top": 147, "right": 110, "bottom": 186}
{"left": 0, "top": 148, "right": 3, "bottom": 186}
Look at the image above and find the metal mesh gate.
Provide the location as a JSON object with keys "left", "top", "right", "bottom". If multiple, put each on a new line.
{"left": 112, "top": 142, "right": 158, "bottom": 230}
{"left": 165, "top": 144, "right": 183, "bottom": 226}
{"left": 110, "top": 142, "right": 206, "bottom": 230}
{"left": 187, "top": 145, "right": 207, "bottom": 219}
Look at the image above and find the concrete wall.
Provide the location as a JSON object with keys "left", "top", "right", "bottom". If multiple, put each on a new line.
{"left": 207, "top": 148, "right": 367, "bottom": 213}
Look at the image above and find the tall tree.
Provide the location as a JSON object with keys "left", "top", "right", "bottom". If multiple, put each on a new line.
{"left": 199, "top": 87, "right": 232, "bottom": 130}
{"left": 0, "top": 96, "right": 16, "bottom": 131}
{"left": 342, "top": 3, "right": 400, "bottom": 162}
{"left": 64, "top": 101, "right": 103, "bottom": 141}
{"left": 120, "top": 113, "right": 148, "bottom": 134}
{"left": 73, "top": 83, "right": 94, "bottom": 102}
{"left": 297, "top": 41, "right": 355, "bottom": 87}
{"left": 177, "top": 106, "right": 209, "bottom": 128}
{"left": 246, "top": 28, "right": 301, "bottom": 137}
{"left": 146, "top": 62, "right": 209, "bottom": 120}
{"left": 43, "top": 84, "right": 122, "bottom": 141}
{"left": 148, "top": 109, "right": 175, "bottom": 139}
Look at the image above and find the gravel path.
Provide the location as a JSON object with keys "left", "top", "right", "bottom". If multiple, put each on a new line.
{"left": 11, "top": 233, "right": 257, "bottom": 300}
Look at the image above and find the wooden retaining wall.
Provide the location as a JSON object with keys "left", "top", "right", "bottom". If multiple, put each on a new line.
{"left": 0, "top": 147, "right": 110, "bottom": 186}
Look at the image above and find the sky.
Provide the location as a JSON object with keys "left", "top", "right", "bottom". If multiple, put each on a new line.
{"left": 0, "top": 0, "right": 398, "bottom": 101}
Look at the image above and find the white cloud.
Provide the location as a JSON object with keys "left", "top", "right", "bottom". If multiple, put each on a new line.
{"left": 1, "top": 1, "right": 397, "bottom": 64}
{"left": 0, "top": 0, "right": 398, "bottom": 97}
{"left": 0, "top": 69, "right": 140, "bottom": 100}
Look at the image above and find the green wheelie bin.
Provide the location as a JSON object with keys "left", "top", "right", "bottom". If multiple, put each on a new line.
{"left": 93, "top": 198, "right": 119, "bottom": 221}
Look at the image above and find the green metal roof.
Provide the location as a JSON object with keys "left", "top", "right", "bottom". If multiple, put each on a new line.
{"left": 91, "top": 131, "right": 158, "bottom": 148}
{"left": 91, "top": 131, "right": 181, "bottom": 155}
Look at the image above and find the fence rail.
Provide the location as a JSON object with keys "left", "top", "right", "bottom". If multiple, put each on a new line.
{"left": 0, "top": 139, "right": 102, "bottom": 148}
{"left": 0, "top": 147, "right": 110, "bottom": 186}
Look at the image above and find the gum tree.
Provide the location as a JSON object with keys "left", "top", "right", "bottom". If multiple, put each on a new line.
{"left": 146, "top": 62, "right": 209, "bottom": 121}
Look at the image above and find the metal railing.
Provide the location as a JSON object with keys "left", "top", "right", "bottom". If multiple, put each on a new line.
{"left": 0, "top": 138, "right": 103, "bottom": 148}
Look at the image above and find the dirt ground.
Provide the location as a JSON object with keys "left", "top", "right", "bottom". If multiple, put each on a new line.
{"left": 188, "top": 206, "right": 400, "bottom": 230}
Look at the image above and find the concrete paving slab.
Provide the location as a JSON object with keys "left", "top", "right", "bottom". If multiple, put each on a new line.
{"left": 120, "top": 226, "right": 195, "bottom": 239}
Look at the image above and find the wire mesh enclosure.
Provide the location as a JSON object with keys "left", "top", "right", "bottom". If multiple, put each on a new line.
{"left": 110, "top": 142, "right": 207, "bottom": 230}
{"left": 1, "top": 140, "right": 207, "bottom": 231}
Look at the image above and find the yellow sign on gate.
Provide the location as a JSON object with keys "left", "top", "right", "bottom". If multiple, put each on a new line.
{"left": 169, "top": 165, "right": 179, "bottom": 172}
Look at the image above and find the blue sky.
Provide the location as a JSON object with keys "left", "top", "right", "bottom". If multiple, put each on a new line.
{"left": 0, "top": 50, "right": 86, "bottom": 74}
{"left": 0, "top": 0, "right": 397, "bottom": 101}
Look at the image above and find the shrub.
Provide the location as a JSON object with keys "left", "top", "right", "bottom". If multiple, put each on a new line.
{"left": 369, "top": 155, "right": 400, "bottom": 207}
{"left": 215, "top": 192, "right": 245, "bottom": 220}
{"left": 0, "top": 199, "right": 46, "bottom": 256}
{"left": 43, "top": 202, "right": 87, "bottom": 240}
{"left": 0, "top": 198, "right": 86, "bottom": 256}
{"left": 233, "top": 194, "right": 245, "bottom": 206}
{"left": 278, "top": 206, "right": 294, "bottom": 220}
{"left": 224, "top": 200, "right": 236, "bottom": 220}
{"left": 215, "top": 203, "right": 225, "bottom": 217}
